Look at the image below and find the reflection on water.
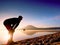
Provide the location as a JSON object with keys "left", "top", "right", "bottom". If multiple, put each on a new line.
{"left": 22, "top": 30, "right": 58, "bottom": 35}
{"left": 14, "top": 29, "right": 57, "bottom": 41}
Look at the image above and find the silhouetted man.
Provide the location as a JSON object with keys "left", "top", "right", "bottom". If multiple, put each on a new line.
{"left": 3, "top": 16, "right": 23, "bottom": 45}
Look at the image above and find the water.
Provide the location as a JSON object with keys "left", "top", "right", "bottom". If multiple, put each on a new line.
{"left": 13, "top": 29, "right": 58, "bottom": 41}
{"left": 22, "top": 29, "right": 59, "bottom": 35}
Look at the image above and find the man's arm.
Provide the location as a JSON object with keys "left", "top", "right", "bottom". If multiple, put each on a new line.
{"left": 12, "top": 16, "right": 23, "bottom": 30}
{"left": 12, "top": 22, "right": 19, "bottom": 30}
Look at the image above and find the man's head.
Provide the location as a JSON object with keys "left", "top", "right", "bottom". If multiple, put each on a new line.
{"left": 18, "top": 16, "right": 23, "bottom": 20}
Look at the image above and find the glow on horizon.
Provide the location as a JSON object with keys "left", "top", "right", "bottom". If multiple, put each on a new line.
{"left": 0, "top": 13, "right": 50, "bottom": 30}
{"left": 0, "top": 15, "right": 60, "bottom": 30}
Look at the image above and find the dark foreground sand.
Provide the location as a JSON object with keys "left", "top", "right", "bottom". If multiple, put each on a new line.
{"left": 12, "top": 32, "right": 60, "bottom": 45}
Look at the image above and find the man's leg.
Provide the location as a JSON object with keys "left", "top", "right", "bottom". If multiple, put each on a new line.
{"left": 4, "top": 24, "right": 14, "bottom": 45}
{"left": 9, "top": 31, "right": 13, "bottom": 41}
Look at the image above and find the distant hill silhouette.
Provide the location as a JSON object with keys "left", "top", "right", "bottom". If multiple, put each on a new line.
{"left": 22, "top": 25, "right": 38, "bottom": 30}
{"left": 22, "top": 25, "right": 60, "bottom": 30}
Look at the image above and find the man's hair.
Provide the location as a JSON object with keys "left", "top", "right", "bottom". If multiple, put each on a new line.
{"left": 18, "top": 16, "right": 23, "bottom": 20}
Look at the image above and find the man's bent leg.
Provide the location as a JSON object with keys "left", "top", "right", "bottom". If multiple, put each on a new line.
{"left": 7, "top": 29, "right": 15, "bottom": 45}
{"left": 9, "top": 31, "right": 14, "bottom": 42}
{"left": 4, "top": 24, "right": 15, "bottom": 45}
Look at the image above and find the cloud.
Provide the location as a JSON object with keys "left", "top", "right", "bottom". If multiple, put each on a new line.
{"left": 49, "top": 15, "right": 60, "bottom": 20}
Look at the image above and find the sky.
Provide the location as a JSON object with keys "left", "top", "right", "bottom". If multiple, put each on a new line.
{"left": 0, "top": 0, "right": 60, "bottom": 29}
{"left": 0, "top": 0, "right": 60, "bottom": 27}
{"left": 0, "top": 0, "right": 60, "bottom": 44}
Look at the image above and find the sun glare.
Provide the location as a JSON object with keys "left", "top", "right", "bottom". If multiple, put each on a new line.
{"left": 3, "top": 30, "right": 11, "bottom": 42}
{"left": 4, "top": 34, "right": 11, "bottom": 41}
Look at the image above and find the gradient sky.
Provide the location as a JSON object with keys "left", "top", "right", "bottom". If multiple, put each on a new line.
{"left": 0, "top": 0, "right": 60, "bottom": 29}
{"left": 0, "top": 0, "right": 60, "bottom": 44}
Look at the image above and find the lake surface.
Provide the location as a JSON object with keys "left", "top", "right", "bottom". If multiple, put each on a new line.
{"left": 13, "top": 29, "right": 59, "bottom": 41}
{"left": 22, "top": 29, "right": 60, "bottom": 35}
